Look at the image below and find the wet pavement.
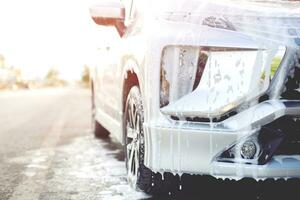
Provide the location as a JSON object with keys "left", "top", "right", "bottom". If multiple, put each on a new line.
{"left": 0, "top": 88, "right": 147, "bottom": 200}
{"left": 0, "top": 88, "right": 299, "bottom": 200}
{"left": 6, "top": 136, "right": 148, "bottom": 200}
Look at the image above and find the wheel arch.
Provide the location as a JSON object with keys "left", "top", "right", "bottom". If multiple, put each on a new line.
{"left": 120, "top": 57, "right": 144, "bottom": 143}
{"left": 121, "top": 57, "right": 144, "bottom": 110}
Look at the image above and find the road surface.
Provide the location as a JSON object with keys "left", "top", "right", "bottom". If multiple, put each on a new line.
{"left": 0, "top": 88, "right": 299, "bottom": 200}
{"left": 0, "top": 88, "right": 147, "bottom": 200}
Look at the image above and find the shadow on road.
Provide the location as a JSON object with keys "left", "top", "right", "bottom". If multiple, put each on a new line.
{"left": 150, "top": 175, "right": 300, "bottom": 200}
{"left": 98, "top": 137, "right": 125, "bottom": 162}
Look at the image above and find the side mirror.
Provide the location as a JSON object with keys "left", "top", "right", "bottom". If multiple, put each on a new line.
{"left": 90, "top": 1, "right": 126, "bottom": 36}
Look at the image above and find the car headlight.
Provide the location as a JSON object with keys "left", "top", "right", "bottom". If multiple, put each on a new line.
{"left": 160, "top": 46, "right": 205, "bottom": 107}
{"left": 160, "top": 45, "right": 286, "bottom": 119}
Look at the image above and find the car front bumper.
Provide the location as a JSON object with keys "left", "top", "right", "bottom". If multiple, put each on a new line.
{"left": 144, "top": 99, "right": 300, "bottom": 179}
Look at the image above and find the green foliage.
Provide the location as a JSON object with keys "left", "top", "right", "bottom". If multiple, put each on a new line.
{"left": 271, "top": 57, "right": 281, "bottom": 78}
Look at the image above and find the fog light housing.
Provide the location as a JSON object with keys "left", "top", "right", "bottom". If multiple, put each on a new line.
{"left": 240, "top": 140, "right": 257, "bottom": 159}
{"left": 216, "top": 127, "right": 285, "bottom": 165}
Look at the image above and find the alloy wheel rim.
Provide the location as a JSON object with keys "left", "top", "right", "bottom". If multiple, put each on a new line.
{"left": 126, "top": 97, "right": 143, "bottom": 187}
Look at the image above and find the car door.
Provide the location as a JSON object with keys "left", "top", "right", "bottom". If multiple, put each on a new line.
{"left": 94, "top": 0, "right": 135, "bottom": 126}
{"left": 94, "top": 37, "right": 122, "bottom": 122}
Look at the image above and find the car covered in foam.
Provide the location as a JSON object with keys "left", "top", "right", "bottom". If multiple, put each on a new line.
{"left": 89, "top": 0, "right": 300, "bottom": 194}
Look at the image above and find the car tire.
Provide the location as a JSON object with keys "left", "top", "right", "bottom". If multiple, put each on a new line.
{"left": 124, "top": 86, "right": 179, "bottom": 195}
{"left": 91, "top": 81, "right": 109, "bottom": 139}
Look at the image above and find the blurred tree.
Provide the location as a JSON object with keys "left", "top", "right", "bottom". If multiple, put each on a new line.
{"left": 45, "top": 68, "right": 60, "bottom": 81}
{"left": 44, "top": 68, "right": 67, "bottom": 87}
{"left": 81, "top": 65, "right": 90, "bottom": 84}
{"left": 13, "top": 68, "right": 22, "bottom": 79}
{"left": 0, "top": 54, "right": 5, "bottom": 68}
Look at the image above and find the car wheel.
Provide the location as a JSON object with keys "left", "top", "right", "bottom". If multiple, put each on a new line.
{"left": 124, "top": 86, "right": 179, "bottom": 195}
{"left": 91, "top": 81, "right": 109, "bottom": 139}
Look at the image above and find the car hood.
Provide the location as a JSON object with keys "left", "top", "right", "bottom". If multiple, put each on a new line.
{"left": 148, "top": 0, "right": 300, "bottom": 47}
{"left": 152, "top": 0, "right": 300, "bottom": 14}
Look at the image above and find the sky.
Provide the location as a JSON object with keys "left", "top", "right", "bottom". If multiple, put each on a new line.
{"left": 1, "top": 0, "right": 297, "bottom": 81}
{"left": 0, "top": 0, "right": 112, "bottom": 80}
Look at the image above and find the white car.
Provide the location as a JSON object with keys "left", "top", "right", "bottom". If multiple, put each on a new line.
{"left": 89, "top": 0, "right": 300, "bottom": 194}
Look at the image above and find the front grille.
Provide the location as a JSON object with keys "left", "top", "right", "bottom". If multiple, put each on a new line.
{"left": 281, "top": 52, "right": 300, "bottom": 100}
{"left": 260, "top": 50, "right": 300, "bottom": 103}
{"left": 265, "top": 116, "right": 300, "bottom": 155}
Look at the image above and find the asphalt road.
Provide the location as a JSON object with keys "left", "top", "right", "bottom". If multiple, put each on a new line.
{"left": 0, "top": 88, "right": 147, "bottom": 200}
{"left": 0, "top": 87, "right": 299, "bottom": 200}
